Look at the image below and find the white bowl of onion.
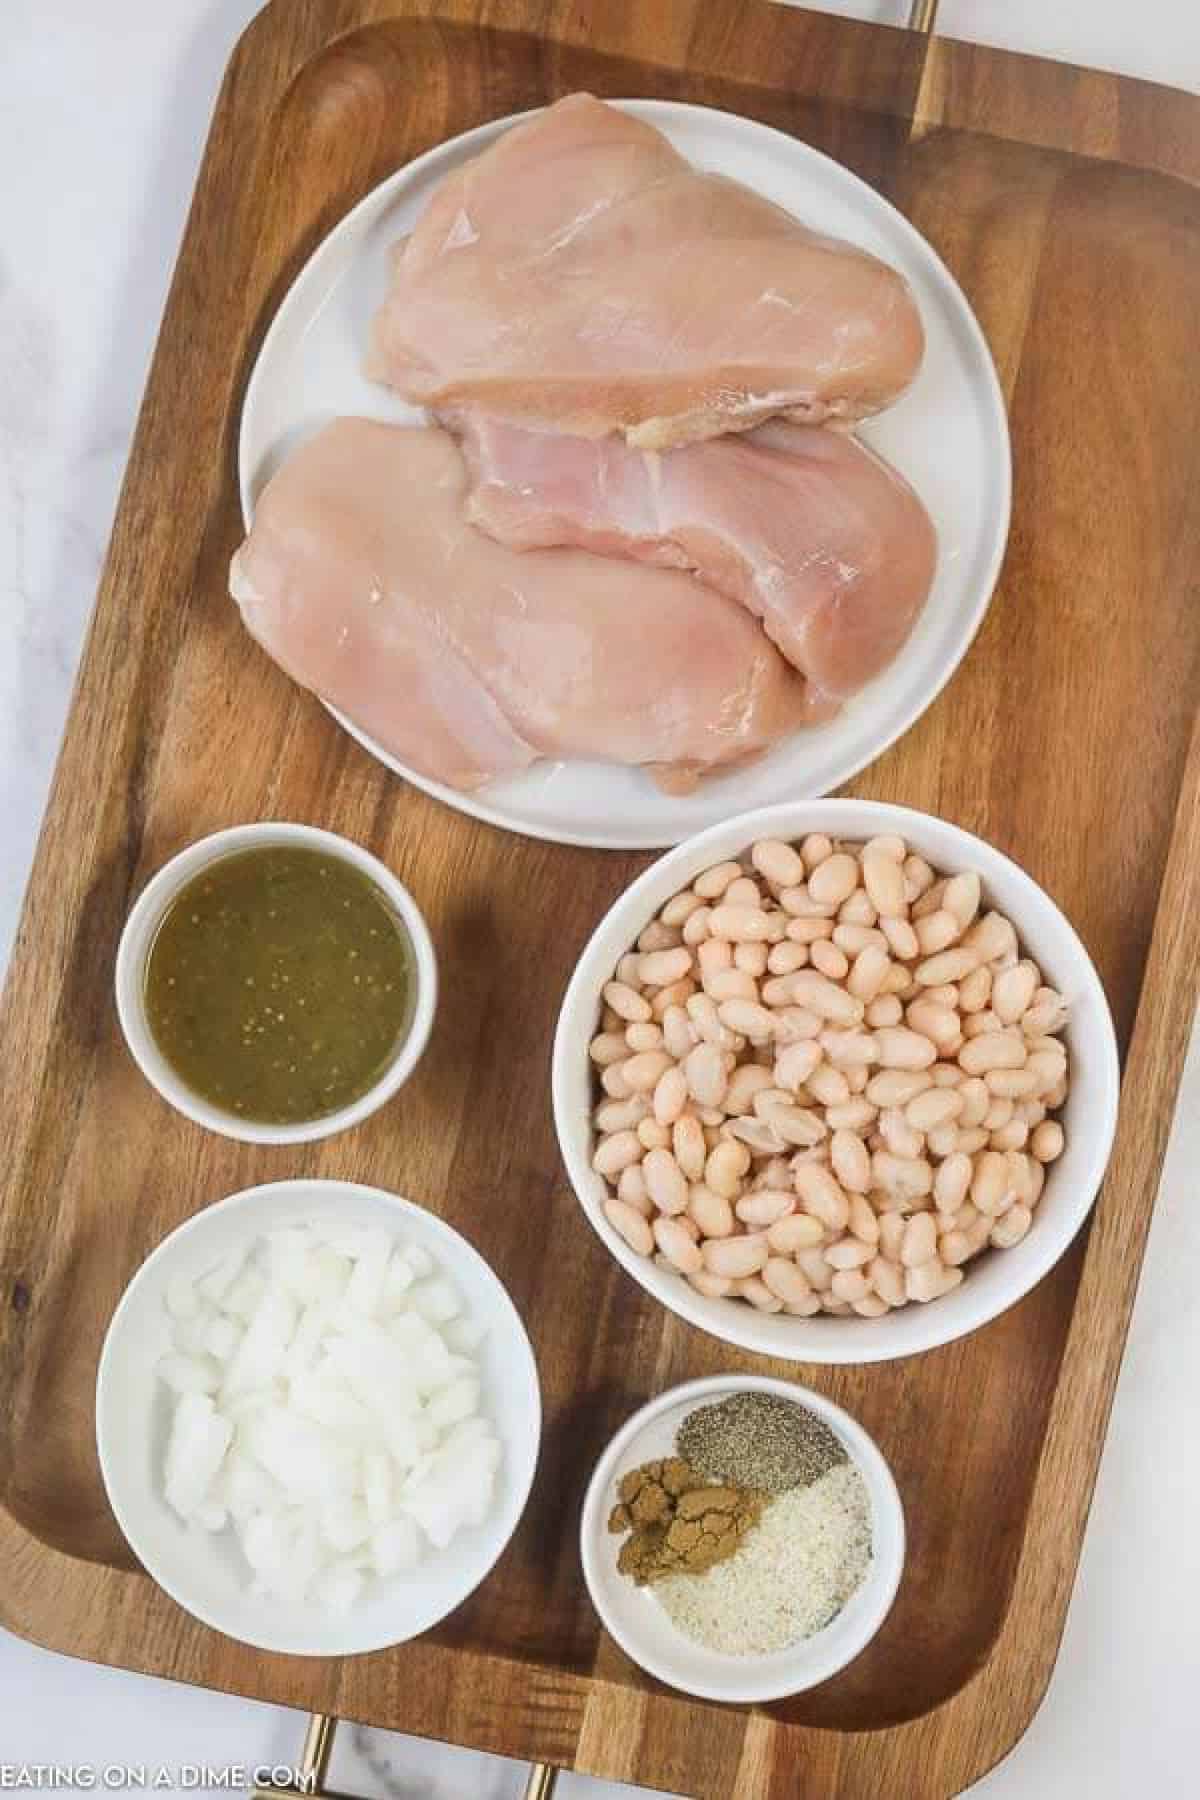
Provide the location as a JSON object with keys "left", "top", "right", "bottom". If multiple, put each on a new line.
{"left": 96, "top": 1180, "right": 540, "bottom": 1655}
{"left": 553, "top": 801, "right": 1119, "bottom": 1364}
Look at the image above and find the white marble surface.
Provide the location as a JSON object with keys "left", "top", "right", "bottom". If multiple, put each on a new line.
{"left": 2, "top": 3, "right": 1197, "bottom": 1794}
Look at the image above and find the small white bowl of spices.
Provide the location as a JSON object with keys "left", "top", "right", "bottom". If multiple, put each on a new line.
{"left": 580, "top": 1375, "right": 904, "bottom": 1703}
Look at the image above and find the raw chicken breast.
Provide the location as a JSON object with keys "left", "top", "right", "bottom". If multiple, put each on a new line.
{"left": 369, "top": 94, "right": 924, "bottom": 449}
{"left": 458, "top": 417, "right": 937, "bottom": 702}
{"left": 230, "top": 421, "right": 813, "bottom": 793}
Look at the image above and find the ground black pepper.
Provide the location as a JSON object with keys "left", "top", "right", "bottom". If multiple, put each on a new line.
{"left": 677, "top": 1392, "right": 847, "bottom": 1494}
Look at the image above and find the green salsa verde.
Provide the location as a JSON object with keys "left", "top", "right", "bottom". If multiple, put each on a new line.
{"left": 144, "top": 847, "right": 415, "bottom": 1123}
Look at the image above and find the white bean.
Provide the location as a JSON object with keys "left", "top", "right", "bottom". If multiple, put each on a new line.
{"left": 688, "top": 1269, "right": 734, "bottom": 1299}
{"left": 672, "top": 1115, "right": 707, "bottom": 1182}
{"left": 1026, "top": 1048, "right": 1068, "bottom": 1094}
{"left": 1023, "top": 992, "right": 1068, "bottom": 1036}
{"left": 761, "top": 1257, "right": 814, "bottom": 1307}
{"left": 683, "top": 1041, "right": 728, "bottom": 1107}
{"left": 661, "top": 890, "right": 706, "bottom": 928}
{"left": 637, "top": 1117, "right": 671, "bottom": 1152}
{"left": 702, "top": 1235, "right": 768, "bottom": 1279}
{"left": 652, "top": 1215, "right": 703, "bottom": 1273}
{"left": 736, "top": 1188, "right": 796, "bottom": 1227}
{"left": 723, "top": 1063, "right": 775, "bottom": 1115}
{"left": 914, "top": 908, "right": 961, "bottom": 955}
{"left": 603, "top": 980, "right": 650, "bottom": 1023}
{"left": 810, "top": 939, "right": 850, "bottom": 981}
{"left": 766, "top": 941, "right": 810, "bottom": 975}
{"left": 870, "top": 1256, "right": 907, "bottom": 1307}
{"left": 866, "top": 1068, "right": 932, "bottom": 1107}
{"left": 600, "top": 1061, "right": 633, "bottom": 1099}
{"left": 604, "top": 1199, "right": 654, "bottom": 1256}
{"left": 958, "top": 964, "right": 992, "bottom": 1013}
{"left": 808, "top": 853, "right": 860, "bottom": 907}
{"left": 773, "top": 1040, "right": 823, "bottom": 1091}
{"left": 865, "top": 994, "right": 903, "bottom": 1028}
{"left": 617, "top": 1165, "right": 652, "bottom": 1214}
{"left": 964, "top": 911, "right": 1017, "bottom": 963}
{"left": 970, "top": 1150, "right": 1011, "bottom": 1216}
{"left": 906, "top": 1260, "right": 964, "bottom": 1303}
{"left": 793, "top": 1164, "right": 850, "bottom": 1233}
{"left": 990, "top": 1204, "right": 1032, "bottom": 1249}
{"left": 986, "top": 1066, "right": 1038, "bottom": 1098}
{"left": 847, "top": 944, "right": 891, "bottom": 1002}
{"left": 878, "top": 1213, "right": 907, "bottom": 1263}
{"left": 879, "top": 914, "right": 920, "bottom": 961}
{"left": 943, "top": 871, "right": 981, "bottom": 932}
{"left": 623, "top": 1049, "right": 673, "bottom": 1092}
{"left": 641, "top": 1147, "right": 689, "bottom": 1216}
{"left": 760, "top": 1101, "right": 828, "bottom": 1148}
{"left": 734, "top": 941, "right": 769, "bottom": 977}
{"left": 831, "top": 1268, "right": 872, "bottom": 1302}
{"left": 738, "top": 1275, "right": 784, "bottom": 1313}
{"left": 708, "top": 904, "right": 775, "bottom": 943}
{"left": 801, "top": 833, "right": 834, "bottom": 870}
{"left": 724, "top": 876, "right": 762, "bottom": 909}
{"left": 1031, "top": 1120, "right": 1065, "bottom": 1163}
{"left": 704, "top": 967, "right": 758, "bottom": 1004}
{"left": 900, "top": 1212, "right": 938, "bottom": 1267}
{"left": 834, "top": 923, "right": 888, "bottom": 956}
{"left": 874, "top": 1026, "right": 938, "bottom": 1070}
{"left": 880, "top": 1109, "right": 924, "bottom": 1160}
{"left": 831, "top": 1129, "right": 872, "bottom": 1194}
{"left": 653, "top": 1066, "right": 689, "bottom": 1126}
{"left": 682, "top": 906, "right": 713, "bottom": 946}
{"left": 862, "top": 849, "right": 906, "bottom": 917}
{"left": 808, "top": 1063, "right": 851, "bottom": 1107}
{"left": 767, "top": 1212, "right": 825, "bottom": 1253}
{"left": 751, "top": 839, "right": 805, "bottom": 887}
{"left": 718, "top": 997, "right": 776, "bottom": 1040}
{"left": 705, "top": 1139, "right": 750, "bottom": 1198}
{"left": 839, "top": 889, "right": 878, "bottom": 926}
{"left": 824, "top": 1098, "right": 879, "bottom": 1131}
{"left": 992, "top": 960, "right": 1038, "bottom": 1024}
{"left": 873, "top": 1151, "right": 934, "bottom": 1200}
{"left": 693, "top": 861, "right": 742, "bottom": 900}
{"left": 595, "top": 1095, "right": 649, "bottom": 1133}
{"left": 825, "top": 1236, "right": 874, "bottom": 1270}
{"left": 689, "top": 1183, "right": 734, "bottom": 1238}
{"left": 916, "top": 947, "right": 980, "bottom": 985}
{"left": 848, "top": 1192, "right": 880, "bottom": 1244}
{"left": 590, "top": 1030, "right": 630, "bottom": 1067}
{"left": 661, "top": 1005, "right": 695, "bottom": 1061}
{"left": 990, "top": 1118, "right": 1029, "bottom": 1153}
{"left": 787, "top": 969, "right": 865, "bottom": 1023}
{"left": 959, "top": 1033, "right": 1026, "bottom": 1075}
{"left": 934, "top": 1152, "right": 973, "bottom": 1213}
{"left": 906, "top": 1088, "right": 963, "bottom": 1132}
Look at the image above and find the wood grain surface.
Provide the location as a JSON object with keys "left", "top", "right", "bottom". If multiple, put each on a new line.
{"left": 2, "top": 3, "right": 1199, "bottom": 1794}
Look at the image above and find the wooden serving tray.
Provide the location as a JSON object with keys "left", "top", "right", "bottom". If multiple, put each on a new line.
{"left": 2, "top": 3, "right": 1199, "bottom": 1793}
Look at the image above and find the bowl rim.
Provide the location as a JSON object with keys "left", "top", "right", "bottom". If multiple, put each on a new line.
{"left": 114, "top": 821, "right": 438, "bottom": 1145}
{"left": 95, "top": 1177, "right": 542, "bottom": 1657}
{"left": 579, "top": 1373, "right": 905, "bottom": 1702}
{"left": 553, "top": 798, "right": 1121, "bottom": 1364}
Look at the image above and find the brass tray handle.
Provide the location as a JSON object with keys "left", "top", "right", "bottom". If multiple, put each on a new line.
{"left": 251, "top": 1712, "right": 557, "bottom": 1799}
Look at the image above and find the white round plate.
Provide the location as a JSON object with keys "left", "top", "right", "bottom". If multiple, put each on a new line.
{"left": 96, "top": 1180, "right": 541, "bottom": 1657}
{"left": 239, "top": 101, "right": 1010, "bottom": 850}
{"left": 580, "top": 1375, "right": 904, "bottom": 1702}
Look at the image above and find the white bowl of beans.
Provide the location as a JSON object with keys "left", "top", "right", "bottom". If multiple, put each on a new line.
{"left": 552, "top": 802, "right": 1119, "bottom": 1363}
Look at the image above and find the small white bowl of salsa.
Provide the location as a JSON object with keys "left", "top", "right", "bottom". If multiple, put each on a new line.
{"left": 115, "top": 822, "right": 437, "bottom": 1144}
